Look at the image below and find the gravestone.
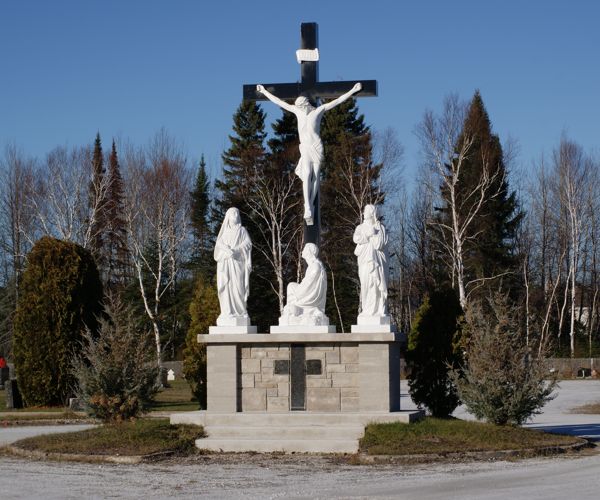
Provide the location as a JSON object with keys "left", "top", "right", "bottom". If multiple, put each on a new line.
{"left": 167, "top": 369, "right": 175, "bottom": 382}
{"left": 577, "top": 367, "right": 592, "bottom": 378}
{"left": 69, "top": 397, "right": 85, "bottom": 411}
{"left": 0, "top": 357, "right": 8, "bottom": 388}
{"left": 5, "top": 379, "right": 23, "bottom": 409}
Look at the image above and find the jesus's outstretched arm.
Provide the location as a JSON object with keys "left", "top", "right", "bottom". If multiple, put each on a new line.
{"left": 319, "top": 82, "right": 362, "bottom": 112}
{"left": 256, "top": 85, "right": 297, "bottom": 114}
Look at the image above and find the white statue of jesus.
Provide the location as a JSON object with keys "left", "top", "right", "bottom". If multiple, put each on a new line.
{"left": 256, "top": 82, "right": 362, "bottom": 225}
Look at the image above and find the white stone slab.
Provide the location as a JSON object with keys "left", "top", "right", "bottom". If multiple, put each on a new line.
{"left": 200, "top": 332, "right": 402, "bottom": 344}
{"left": 216, "top": 315, "right": 251, "bottom": 327}
{"left": 356, "top": 315, "right": 391, "bottom": 326}
{"left": 351, "top": 324, "right": 397, "bottom": 333}
{"left": 269, "top": 324, "right": 336, "bottom": 334}
{"left": 208, "top": 325, "right": 257, "bottom": 335}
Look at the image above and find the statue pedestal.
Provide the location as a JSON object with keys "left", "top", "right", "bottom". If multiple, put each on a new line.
{"left": 269, "top": 324, "right": 336, "bottom": 334}
{"left": 351, "top": 315, "right": 396, "bottom": 333}
{"left": 172, "top": 330, "right": 422, "bottom": 453}
{"left": 209, "top": 325, "right": 257, "bottom": 334}
{"left": 198, "top": 331, "right": 404, "bottom": 413}
{"left": 211, "top": 315, "right": 257, "bottom": 334}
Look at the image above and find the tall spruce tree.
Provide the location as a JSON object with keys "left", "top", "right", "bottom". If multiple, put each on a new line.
{"left": 319, "top": 98, "right": 383, "bottom": 331}
{"left": 89, "top": 133, "right": 107, "bottom": 265}
{"left": 440, "top": 91, "right": 522, "bottom": 300}
{"left": 104, "top": 140, "right": 128, "bottom": 291}
{"left": 189, "top": 154, "right": 213, "bottom": 279}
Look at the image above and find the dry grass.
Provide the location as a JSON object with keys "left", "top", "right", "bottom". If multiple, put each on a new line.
{"left": 360, "top": 418, "right": 581, "bottom": 455}
{"left": 14, "top": 418, "right": 204, "bottom": 456}
{"left": 1, "top": 379, "right": 197, "bottom": 415}
{"left": 571, "top": 403, "right": 600, "bottom": 414}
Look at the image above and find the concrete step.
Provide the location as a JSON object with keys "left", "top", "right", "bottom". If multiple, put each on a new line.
{"left": 195, "top": 437, "right": 358, "bottom": 454}
{"left": 171, "top": 411, "right": 422, "bottom": 427}
{"left": 204, "top": 424, "right": 365, "bottom": 440}
{"left": 171, "top": 410, "right": 425, "bottom": 453}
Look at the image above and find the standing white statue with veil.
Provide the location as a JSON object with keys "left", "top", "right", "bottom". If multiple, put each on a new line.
{"left": 257, "top": 82, "right": 362, "bottom": 225}
{"left": 351, "top": 204, "right": 394, "bottom": 332}
{"left": 212, "top": 207, "right": 254, "bottom": 331}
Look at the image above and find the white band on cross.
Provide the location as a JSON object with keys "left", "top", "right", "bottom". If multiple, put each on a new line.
{"left": 296, "top": 48, "right": 319, "bottom": 64}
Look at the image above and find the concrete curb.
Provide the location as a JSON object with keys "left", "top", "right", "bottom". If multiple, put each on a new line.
{"left": 3, "top": 445, "right": 177, "bottom": 465}
{"left": 0, "top": 419, "right": 94, "bottom": 427}
{"left": 357, "top": 438, "right": 593, "bottom": 464}
{"left": 3, "top": 438, "right": 591, "bottom": 465}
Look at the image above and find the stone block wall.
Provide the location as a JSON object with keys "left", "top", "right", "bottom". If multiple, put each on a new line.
{"left": 238, "top": 343, "right": 361, "bottom": 412}
{"left": 239, "top": 345, "right": 290, "bottom": 412}
{"left": 305, "top": 344, "right": 359, "bottom": 412}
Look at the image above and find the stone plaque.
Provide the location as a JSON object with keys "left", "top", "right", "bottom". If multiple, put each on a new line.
{"left": 305, "top": 359, "right": 322, "bottom": 375}
{"left": 274, "top": 360, "right": 290, "bottom": 375}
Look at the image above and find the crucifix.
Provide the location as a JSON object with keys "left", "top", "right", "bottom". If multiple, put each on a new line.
{"left": 243, "top": 22, "right": 377, "bottom": 246}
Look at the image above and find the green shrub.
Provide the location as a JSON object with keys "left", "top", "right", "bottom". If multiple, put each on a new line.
{"left": 73, "top": 297, "right": 158, "bottom": 422}
{"left": 183, "top": 275, "right": 219, "bottom": 408}
{"left": 13, "top": 237, "right": 103, "bottom": 406}
{"left": 450, "top": 294, "right": 556, "bottom": 425}
{"left": 406, "top": 287, "right": 462, "bottom": 418}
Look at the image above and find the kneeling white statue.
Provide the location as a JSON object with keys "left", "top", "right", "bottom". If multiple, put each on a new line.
{"left": 211, "top": 207, "right": 256, "bottom": 333}
{"left": 273, "top": 243, "right": 333, "bottom": 331}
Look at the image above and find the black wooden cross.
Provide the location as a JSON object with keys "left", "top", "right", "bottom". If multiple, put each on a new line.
{"left": 243, "top": 22, "right": 377, "bottom": 245}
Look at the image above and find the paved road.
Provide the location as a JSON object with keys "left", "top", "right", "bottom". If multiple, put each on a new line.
{"left": 0, "top": 425, "right": 96, "bottom": 446}
{"left": 0, "top": 381, "right": 598, "bottom": 499}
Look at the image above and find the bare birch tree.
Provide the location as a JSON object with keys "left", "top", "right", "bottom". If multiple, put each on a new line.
{"left": 122, "top": 130, "right": 191, "bottom": 371}
{"left": 27, "top": 145, "right": 110, "bottom": 250}
{"left": 244, "top": 166, "right": 302, "bottom": 314}
{"left": 551, "top": 138, "right": 593, "bottom": 356}
{"left": 0, "top": 144, "right": 36, "bottom": 353}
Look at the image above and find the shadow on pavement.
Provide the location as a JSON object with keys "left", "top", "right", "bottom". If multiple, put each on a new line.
{"left": 528, "top": 423, "right": 600, "bottom": 442}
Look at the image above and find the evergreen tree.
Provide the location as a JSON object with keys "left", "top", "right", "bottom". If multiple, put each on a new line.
{"left": 319, "top": 98, "right": 383, "bottom": 331}
{"left": 450, "top": 294, "right": 556, "bottom": 425}
{"left": 189, "top": 154, "right": 213, "bottom": 278}
{"left": 89, "top": 133, "right": 107, "bottom": 264}
{"left": 0, "top": 281, "right": 15, "bottom": 358}
{"left": 406, "top": 287, "right": 462, "bottom": 417}
{"left": 13, "top": 237, "right": 103, "bottom": 406}
{"left": 104, "top": 140, "right": 129, "bottom": 291}
{"left": 214, "top": 101, "right": 267, "bottom": 219}
{"left": 440, "top": 91, "right": 522, "bottom": 299}
{"left": 183, "top": 274, "right": 219, "bottom": 407}
{"left": 73, "top": 297, "right": 159, "bottom": 422}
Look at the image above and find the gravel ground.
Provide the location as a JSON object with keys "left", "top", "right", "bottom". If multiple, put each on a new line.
{"left": 1, "top": 451, "right": 599, "bottom": 499}
{"left": 0, "top": 380, "right": 598, "bottom": 499}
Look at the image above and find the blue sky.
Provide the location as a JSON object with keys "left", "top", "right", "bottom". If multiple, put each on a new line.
{"left": 1, "top": 0, "right": 599, "bottom": 184}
